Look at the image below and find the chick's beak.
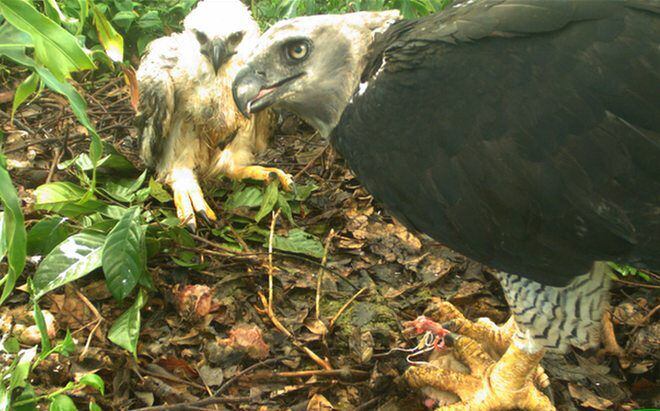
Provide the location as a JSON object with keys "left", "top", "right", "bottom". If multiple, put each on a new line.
{"left": 232, "top": 67, "right": 268, "bottom": 117}
{"left": 201, "top": 39, "right": 233, "bottom": 73}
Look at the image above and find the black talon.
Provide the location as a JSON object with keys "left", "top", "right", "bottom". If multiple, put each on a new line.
{"left": 185, "top": 220, "right": 197, "bottom": 233}
{"left": 441, "top": 320, "right": 460, "bottom": 333}
{"left": 444, "top": 332, "right": 458, "bottom": 347}
{"left": 199, "top": 210, "right": 212, "bottom": 225}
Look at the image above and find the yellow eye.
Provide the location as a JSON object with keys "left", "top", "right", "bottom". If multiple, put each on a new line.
{"left": 287, "top": 42, "right": 309, "bottom": 60}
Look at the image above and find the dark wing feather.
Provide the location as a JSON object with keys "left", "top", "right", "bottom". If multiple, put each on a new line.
{"left": 333, "top": 0, "right": 660, "bottom": 286}
{"left": 135, "top": 36, "right": 179, "bottom": 168}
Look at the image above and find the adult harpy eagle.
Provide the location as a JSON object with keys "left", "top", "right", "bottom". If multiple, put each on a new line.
{"left": 233, "top": 1, "right": 660, "bottom": 410}
{"left": 136, "top": 0, "right": 292, "bottom": 231}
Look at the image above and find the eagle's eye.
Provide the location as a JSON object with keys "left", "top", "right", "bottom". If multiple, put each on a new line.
{"left": 285, "top": 41, "right": 309, "bottom": 61}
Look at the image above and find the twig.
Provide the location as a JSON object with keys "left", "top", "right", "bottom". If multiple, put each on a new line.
{"left": 79, "top": 319, "right": 103, "bottom": 361}
{"left": 329, "top": 287, "right": 367, "bottom": 330}
{"left": 129, "top": 396, "right": 268, "bottom": 411}
{"left": 613, "top": 278, "right": 660, "bottom": 289}
{"left": 293, "top": 138, "right": 324, "bottom": 180}
{"left": 257, "top": 210, "right": 332, "bottom": 371}
{"left": 0, "top": 110, "right": 35, "bottom": 134}
{"left": 45, "top": 147, "right": 63, "bottom": 184}
{"left": 215, "top": 356, "right": 289, "bottom": 395}
{"left": 249, "top": 368, "right": 369, "bottom": 381}
{"left": 355, "top": 396, "right": 384, "bottom": 411}
{"left": 139, "top": 367, "right": 206, "bottom": 391}
{"left": 631, "top": 303, "right": 660, "bottom": 334}
{"left": 316, "top": 229, "right": 335, "bottom": 321}
{"left": 4, "top": 135, "right": 86, "bottom": 154}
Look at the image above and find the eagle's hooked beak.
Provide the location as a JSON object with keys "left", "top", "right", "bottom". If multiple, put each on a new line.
{"left": 233, "top": 67, "right": 305, "bottom": 118}
{"left": 233, "top": 67, "right": 269, "bottom": 117}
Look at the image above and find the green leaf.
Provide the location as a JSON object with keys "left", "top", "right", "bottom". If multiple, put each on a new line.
{"left": 59, "top": 152, "right": 136, "bottom": 173}
{"left": 277, "top": 194, "right": 294, "bottom": 224}
{"left": 33, "top": 301, "right": 52, "bottom": 352}
{"left": 148, "top": 178, "right": 171, "bottom": 203}
{"left": 255, "top": 181, "right": 279, "bottom": 223}
{"left": 0, "top": 154, "right": 27, "bottom": 305}
{"left": 91, "top": 5, "right": 123, "bottom": 62}
{"left": 108, "top": 289, "right": 146, "bottom": 355}
{"left": 11, "top": 73, "right": 39, "bottom": 122}
{"left": 225, "top": 186, "right": 262, "bottom": 210}
{"left": 0, "top": 212, "right": 6, "bottom": 261}
{"left": 136, "top": 10, "right": 162, "bottom": 31}
{"left": 79, "top": 374, "right": 104, "bottom": 395}
{"left": 49, "top": 395, "right": 77, "bottom": 411}
{"left": 102, "top": 207, "right": 145, "bottom": 300}
{"left": 27, "top": 217, "right": 70, "bottom": 256}
{"left": 52, "top": 329, "right": 75, "bottom": 356}
{"left": 2, "top": 336, "right": 20, "bottom": 354}
{"left": 32, "top": 231, "right": 105, "bottom": 299}
{"left": 88, "top": 403, "right": 102, "bottom": 411}
{"left": 34, "top": 182, "right": 103, "bottom": 217}
{"left": 0, "top": 0, "right": 94, "bottom": 80}
{"left": 111, "top": 10, "right": 136, "bottom": 31}
{"left": 270, "top": 228, "right": 324, "bottom": 259}
{"left": 13, "top": 384, "right": 37, "bottom": 411}
{"left": 43, "top": 0, "right": 78, "bottom": 25}
{"left": 101, "top": 170, "right": 147, "bottom": 203}
{"left": 9, "top": 347, "right": 37, "bottom": 392}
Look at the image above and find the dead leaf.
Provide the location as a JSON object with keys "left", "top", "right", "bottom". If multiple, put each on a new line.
{"left": 173, "top": 284, "right": 220, "bottom": 319}
{"left": 307, "top": 393, "right": 334, "bottom": 410}
{"left": 198, "top": 365, "right": 224, "bottom": 387}
{"left": 568, "top": 384, "right": 614, "bottom": 410}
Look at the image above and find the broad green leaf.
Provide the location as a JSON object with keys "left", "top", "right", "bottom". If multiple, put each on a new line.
{"left": 270, "top": 228, "right": 324, "bottom": 259}
{"left": 102, "top": 207, "right": 145, "bottom": 300}
{"left": 255, "top": 181, "right": 279, "bottom": 223}
{"left": 225, "top": 186, "right": 262, "bottom": 210}
{"left": 0, "top": 0, "right": 94, "bottom": 80}
{"left": 0, "top": 154, "right": 27, "bottom": 305}
{"left": 49, "top": 395, "right": 77, "bottom": 411}
{"left": 59, "top": 152, "right": 135, "bottom": 173}
{"left": 43, "top": 0, "right": 78, "bottom": 25}
{"left": 74, "top": 0, "right": 89, "bottom": 36}
{"left": 98, "top": 205, "right": 128, "bottom": 220}
{"left": 277, "top": 194, "right": 294, "bottom": 224}
{"left": 148, "top": 178, "right": 171, "bottom": 203}
{"left": 89, "top": 403, "right": 102, "bottom": 411}
{"left": 111, "top": 11, "right": 136, "bottom": 31}
{"left": 52, "top": 329, "right": 75, "bottom": 356}
{"left": 91, "top": 5, "right": 123, "bottom": 62}
{"left": 2, "top": 336, "right": 19, "bottom": 354}
{"left": 79, "top": 374, "right": 104, "bottom": 395}
{"left": 0, "top": 212, "right": 6, "bottom": 260}
{"left": 12, "top": 384, "right": 37, "bottom": 411}
{"left": 101, "top": 170, "right": 147, "bottom": 203}
{"left": 33, "top": 301, "right": 52, "bottom": 352}
{"left": 32, "top": 231, "right": 105, "bottom": 299}
{"left": 34, "top": 182, "right": 103, "bottom": 217}
{"left": 9, "top": 347, "right": 37, "bottom": 392}
{"left": 108, "top": 289, "right": 146, "bottom": 355}
{"left": 27, "top": 217, "right": 70, "bottom": 256}
{"left": 11, "top": 73, "right": 39, "bottom": 122}
{"left": 136, "top": 10, "right": 162, "bottom": 31}
{"left": 35, "top": 182, "right": 86, "bottom": 204}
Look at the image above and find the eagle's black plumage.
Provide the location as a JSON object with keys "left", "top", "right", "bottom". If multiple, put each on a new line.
{"left": 333, "top": 0, "right": 660, "bottom": 286}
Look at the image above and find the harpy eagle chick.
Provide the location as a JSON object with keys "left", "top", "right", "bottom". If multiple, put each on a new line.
{"left": 136, "top": 0, "right": 292, "bottom": 230}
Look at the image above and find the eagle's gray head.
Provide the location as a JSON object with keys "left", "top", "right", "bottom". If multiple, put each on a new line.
{"left": 232, "top": 11, "right": 401, "bottom": 137}
{"left": 184, "top": 0, "right": 260, "bottom": 72}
